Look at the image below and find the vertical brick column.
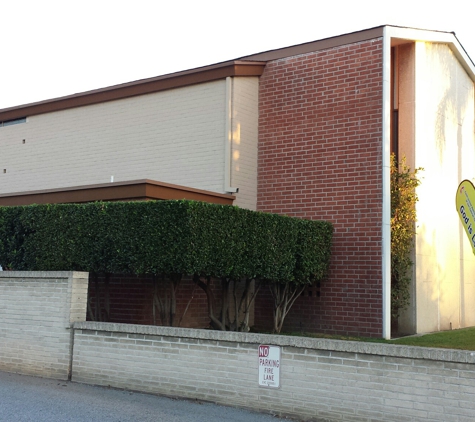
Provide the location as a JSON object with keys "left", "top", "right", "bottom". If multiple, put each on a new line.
{"left": 257, "top": 39, "right": 384, "bottom": 336}
{"left": 0, "top": 271, "right": 89, "bottom": 379}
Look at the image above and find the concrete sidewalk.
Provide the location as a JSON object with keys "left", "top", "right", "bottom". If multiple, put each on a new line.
{"left": 0, "top": 371, "right": 291, "bottom": 422}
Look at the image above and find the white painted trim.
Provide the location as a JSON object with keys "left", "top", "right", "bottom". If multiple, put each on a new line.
{"left": 386, "top": 26, "right": 475, "bottom": 81}
{"left": 382, "top": 27, "right": 392, "bottom": 340}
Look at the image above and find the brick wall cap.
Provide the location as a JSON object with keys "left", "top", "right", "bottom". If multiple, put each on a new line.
{"left": 74, "top": 321, "right": 475, "bottom": 365}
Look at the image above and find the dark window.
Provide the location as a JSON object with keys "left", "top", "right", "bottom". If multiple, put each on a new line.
{"left": 0, "top": 117, "right": 26, "bottom": 127}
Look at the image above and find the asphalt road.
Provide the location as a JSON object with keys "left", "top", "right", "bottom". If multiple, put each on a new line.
{"left": 0, "top": 371, "right": 291, "bottom": 422}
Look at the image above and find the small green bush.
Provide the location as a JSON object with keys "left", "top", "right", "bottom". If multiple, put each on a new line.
{"left": 390, "top": 154, "right": 423, "bottom": 320}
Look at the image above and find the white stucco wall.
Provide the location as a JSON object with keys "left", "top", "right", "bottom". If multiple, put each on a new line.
{"left": 0, "top": 78, "right": 259, "bottom": 209}
{"left": 412, "top": 42, "right": 475, "bottom": 333}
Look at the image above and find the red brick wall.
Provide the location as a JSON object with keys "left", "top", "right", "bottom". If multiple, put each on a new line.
{"left": 87, "top": 274, "right": 211, "bottom": 328}
{"left": 256, "top": 39, "right": 384, "bottom": 337}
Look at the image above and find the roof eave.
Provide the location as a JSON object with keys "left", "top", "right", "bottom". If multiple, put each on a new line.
{"left": 0, "top": 60, "right": 265, "bottom": 121}
{"left": 2, "top": 25, "right": 472, "bottom": 121}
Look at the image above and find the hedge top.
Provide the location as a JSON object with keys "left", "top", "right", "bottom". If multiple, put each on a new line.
{"left": 0, "top": 200, "right": 333, "bottom": 284}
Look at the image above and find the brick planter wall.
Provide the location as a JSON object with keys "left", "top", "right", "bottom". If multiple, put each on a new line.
{"left": 72, "top": 322, "right": 475, "bottom": 422}
{"left": 1, "top": 272, "right": 474, "bottom": 422}
{"left": 0, "top": 271, "right": 88, "bottom": 379}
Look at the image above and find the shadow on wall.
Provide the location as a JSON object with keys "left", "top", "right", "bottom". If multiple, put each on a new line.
{"left": 86, "top": 274, "right": 212, "bottom": 329}
{"left": 432, "top": 44, "right": 473, "bottom": 164}
{"left": 86, "top": 274, "right": 261, "bottom": 331}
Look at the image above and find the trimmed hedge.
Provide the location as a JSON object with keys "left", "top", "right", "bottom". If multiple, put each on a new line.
{"left": 0, "top": 201, "right": 333, "bottom": 284}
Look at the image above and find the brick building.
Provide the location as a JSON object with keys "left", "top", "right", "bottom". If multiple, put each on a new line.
{"left": 1, "top": 25, "right": 474, "bottom": 338}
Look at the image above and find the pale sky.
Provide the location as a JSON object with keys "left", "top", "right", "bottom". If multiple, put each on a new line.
{"left": 1, "top": 0, "right": 473, "bottom": 110}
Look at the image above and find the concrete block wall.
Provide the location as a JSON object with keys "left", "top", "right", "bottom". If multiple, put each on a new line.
{"left": 257, "top": 38, "right": 384, "bottom": 337}
{"left": 0, "top": 271, "right": 88, "bottom": 379}
{"left": 72, "top": 322, "right": 475, "bottom": 422}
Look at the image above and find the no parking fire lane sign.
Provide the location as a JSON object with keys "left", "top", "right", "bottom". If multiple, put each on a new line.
{"left": 258, "top": 345, "right": 281, "bottom": 388}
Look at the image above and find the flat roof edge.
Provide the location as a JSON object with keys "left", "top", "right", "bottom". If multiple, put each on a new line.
{"left": 0, "top": 179, "right": 236, "bottom": 206}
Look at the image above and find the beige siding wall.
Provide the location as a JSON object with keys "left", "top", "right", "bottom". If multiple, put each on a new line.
{"left": 230, "top": 77, "right": 259, "bottom": 210}
{"left": 0, "top": 81, "right": 226, "bottom": 195}
{"left": 410, "top": 42, "right": 475, "bottom": 333}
